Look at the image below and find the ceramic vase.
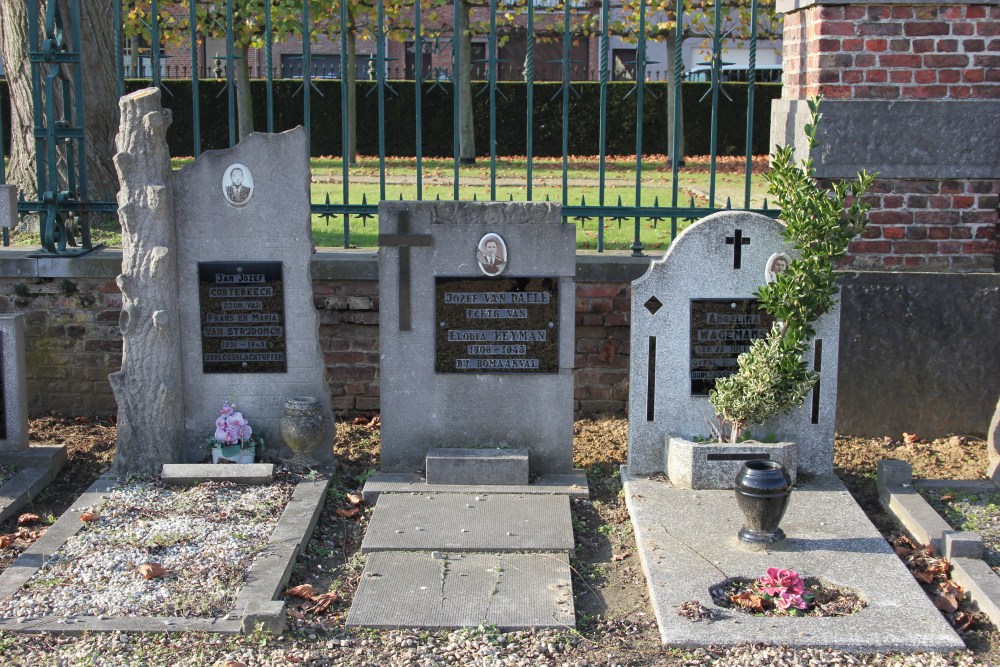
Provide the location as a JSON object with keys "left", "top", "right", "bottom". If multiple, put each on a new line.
{"left": 280, "top": 396, "right": 325, "bottom": 465}
{"left": 734, "top": 459, "right": 793, "bottom": 545}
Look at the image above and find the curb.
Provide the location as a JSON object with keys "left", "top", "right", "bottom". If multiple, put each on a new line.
{"left": 0, "top": 446, "right": 67, "bottom": 525}
{"left": 876, "top": 459, "right": 1000, "bottom": 628}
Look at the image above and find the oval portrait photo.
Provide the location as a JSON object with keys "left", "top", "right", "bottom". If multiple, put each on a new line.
{"left": 222, "top": 162, "right": 254, "bottom": 207}
{"left": 764, "top": 252, "right": 791, "bottom": 284}
{"left": 476, "top": 233, "right": 508, "bottom": 276}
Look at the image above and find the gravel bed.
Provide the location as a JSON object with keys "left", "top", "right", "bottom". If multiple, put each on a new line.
{"left": 2, "top": 477, "right": 295, "bottom": 620}
{"left": 0, "top": 464, "right": 14, "bottom": 488}
{"left": 919, "top": 487, "right": 1000, "bottom": 574}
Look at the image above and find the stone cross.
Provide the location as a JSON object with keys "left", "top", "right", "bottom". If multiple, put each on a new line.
{"left": 378, "top": 210, "right": 433, "bottom": 332}
{"left": 725, "top": 229, "right": 751, "bottom": 269}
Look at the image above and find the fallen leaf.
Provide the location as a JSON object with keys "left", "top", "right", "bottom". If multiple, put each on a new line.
{"left": 336, "top": 507, "right": 360, "bottom": 519}
{"left": 222, "top": 662, "right": 247, "bottom": 667}
{"left": 894, "top": 546, "right": 912, "bottom": 558}
{"left": 288, "top": 610, "right": 306, "bottom": 620}
{"left": 346, "top": 493, "right": 364, "bottom": 506}
{"left": 351, "top": 417, "right": 367, "bottom": 425}
{"left": 913, "top": 570, "right": 936, "bottom": 584}
{"left": 952, "top": 611, "right": 977, "bottom": 631}
{"left": 939, "top": 495, "right": 955, "bottom": 503}
{"left": 932, "top": 592, "right": 959, "bottom": 614}
{"left": 307, "top": 591, "right": 341, "bottom": 613}
{"left": 903, "top": 432, "right": 919, "bottom": 444}
{"left": 0, "top": 535, "right": 12, "bottom": 549}
{"left": 367, "top": 416, "right": 381, "bottom": 429}
{"left": 74, "top": 416, "right": 92, "bottom": 424}
{"left": 80, "top": 512, "right": 99, "bottom": 523}
{"left": 285, "top": 584, "right": 317, "bottom": 600}
{"left": 138, "top": 563, "right": 166, "bottom": 579}
{"left": 17, "top": 513, "right": 40, "bottom": 526}
{"left": 730, "top": 590, "right": 766, "bottom": 612}
{"left": 940, "top": 580, "right": 964, "bottom": 601}
{"left": 611, "top": 552, "right": 631, "bottom": 561}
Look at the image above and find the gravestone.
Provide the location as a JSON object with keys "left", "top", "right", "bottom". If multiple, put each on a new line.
{"left": 348, "top": 200, "right": 583, "bottom": 630}
{"left": 0, "top": 185, "right": 16, "bottom": 232}
{"left": 376, "top": 200, "right": 576, "bottom": 475}
{"left": 627, "top": 211, "right": 839, "bottom": 483}
{"left": 0, "top": 315, "right": 28, "bottom": 452}
{"left": 111, "top": 88, "right": 333, "bottom": 473}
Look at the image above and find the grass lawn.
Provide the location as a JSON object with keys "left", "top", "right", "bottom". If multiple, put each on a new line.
{"left": 15, "top": 155, "right": 771, "bottom": 251}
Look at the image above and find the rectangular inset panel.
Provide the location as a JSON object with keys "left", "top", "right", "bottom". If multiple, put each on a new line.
{"left": 646, "top": 336, "right": 656, "bottom": 422}
{"left": 198, "top": 261, "right": 287, "bottom": 373}
{"left": 811, "top": 339, "right": 823, "bottom": 425}
{"left": 706, "top": 452, "right": 770, "bottom": 461}
{"left": 435, "top": 277, "right": 559, "bottom": 373}
{"left": 689, "top": 299, "right": 774, "bottom": 395}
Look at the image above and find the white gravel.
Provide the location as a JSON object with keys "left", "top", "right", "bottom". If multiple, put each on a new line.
{"left": 920, "top": 487, "right": 1000, "bottom": 573}
{"left": 0, "top": 464, "right": 15, "bottom": 489}
{"left": 2, "top": 477, "right": 294, "bottom": 619}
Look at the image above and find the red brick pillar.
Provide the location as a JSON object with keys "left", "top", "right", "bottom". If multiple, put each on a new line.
{"left": 772, "top": 0, "right": 999, "bottom": 271}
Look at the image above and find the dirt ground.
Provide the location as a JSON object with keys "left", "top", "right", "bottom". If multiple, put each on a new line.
{"left": 1, "top": 415, "right": 997, "bottom": 665}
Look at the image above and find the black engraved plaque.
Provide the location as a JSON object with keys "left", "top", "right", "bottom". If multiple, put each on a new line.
{"left": 198, "top": 261, "right": 287, "bottom": 373}
{"left": 690, "top": 298, "right": 774, "bottom": 395}
{"left": 436, "top": 276, "right": 559, "bottom": 373}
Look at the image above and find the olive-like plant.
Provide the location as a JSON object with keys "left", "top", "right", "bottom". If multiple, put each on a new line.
{"left": 709, "top": 97, "right": 875, "bottom": 443}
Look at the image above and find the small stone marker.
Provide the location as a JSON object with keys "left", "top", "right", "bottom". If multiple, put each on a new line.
{"left": 0, "top": 314, "right": 28, "bottom": 452}
{"left": 627, "top": 211, "right": 840, "bottom": 482}
{"left": 111, "top": 88, "right": 334, "bottom": 473}
{"left": 988, "top": 394, "right": 1000, "bottom": 482}
{"left": 0, "top": 185, "right": 16, "bottom": 230}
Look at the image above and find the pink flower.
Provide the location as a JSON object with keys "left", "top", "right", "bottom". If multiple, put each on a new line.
{"left": 219, "top": 402, "right": 234, "bottom": 416}
{"left": 776, "top": 593, "right": 808, "bottom": 611}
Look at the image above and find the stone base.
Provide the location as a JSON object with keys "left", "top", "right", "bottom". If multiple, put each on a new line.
{"left": 0, "top": 445, "right": 67, "bottom": 525}
{"left": 425, "top": 447, "right": 529, "bottom": 485}
{"left": 161, "top": 463, "right": 275, "bottom": 485}
{"left": 666, "top": 436, "right": 797, "bottom": 490}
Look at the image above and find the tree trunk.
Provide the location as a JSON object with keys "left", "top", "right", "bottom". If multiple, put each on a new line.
{"left": 457, "top": 0, "right": 475, "bottom": 164}
{"left": 109, "top": 88, "right": 186, "bottom": 475}
{"left": 665, "top": 34, "right": 685, "bottom": 166}
{"left": 0, "top": 1, "right": 119, "bottom": 231}
{"left": 236, "top": 42, "right": 254, "bottom": 141}
{"left": 346, "top": 31, "right": 357, "bottom": 165}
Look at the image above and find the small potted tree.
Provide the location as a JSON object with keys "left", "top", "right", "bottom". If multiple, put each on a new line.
{"left": 708, "top": 98, "right": 874, "bottom": 542}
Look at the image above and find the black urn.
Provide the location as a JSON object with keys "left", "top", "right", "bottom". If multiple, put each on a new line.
{"left": 734, "top": 460, "right": 793, "bottom": 545}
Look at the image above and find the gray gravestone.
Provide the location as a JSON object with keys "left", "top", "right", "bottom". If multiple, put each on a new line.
{"left": 377, "top": 200, "right": 576, "bottom": 475}
{"left": 988, "top": 395, "right": 1000, "bottom": 482}
{"left": 627, "top": 211, "right": 839, "bottom": 479}
{"left": 0, "top": 314, "right": 28, "bottom": 452}
{"left": 0, "top": 185, "right": 16, "bottom": 230}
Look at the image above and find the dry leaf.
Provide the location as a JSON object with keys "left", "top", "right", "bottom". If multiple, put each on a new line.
{"left": 288, "top": 609, "right": 306, "bottom": 620}
{"left": 307, "top": 591, "right": 341, "bottom": 613}
{"left": 336, "top": 507, "right": 360, "bottom": 519}
{"left": 939, "top": 495, "right": 955, "bottom": 503}
{"left": 932, "top": 592, "right": 959, "bottom": 613}
{"left": 367, "top": 416, "right": 381, "bottom": 429}
{"left": 222, "top": 662, "right": 247, "bottom": 667}
{"left": 0, "top": 535, "right": 12, "bottom": 549}
{"left": 952, "top": 611, "right": 977, "bottom": 631}
{"left": 138, "top": 563, "right": 166, "bottom": 579}
{"left": 903, "top": 432, "right": 919, "bottom": 444}
{"left": 730, "top": 590, "right": 765, "bottom": 612}
{"left": 80, "top": 512, "right": 99, "bottom": 523}
{"left": 351, "top": 417, "right": 367, "bottom": 426}
{"left": 611, "top": 552, "right": 631, "bottom": 561}
{"left": 284, "top": 584, "right": 317, "bottom": 600}
{"left": 74, "top": 416, "right": 92, "bottom": 424}
{"left": 913, "top": 570, "right": 936, "bottom": 584}
{"left": 346, "top": 493, "right": 364, "bottom": 506}
{"left": 17, "top": 513, "right": 40, "bottom": 526}
{"left": 894, "top": 546, "right": 912, "bottom": 558}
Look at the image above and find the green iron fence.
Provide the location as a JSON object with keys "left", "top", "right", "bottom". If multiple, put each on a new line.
{"left": 4, "top": 0, "right": 779, "bottom": 256}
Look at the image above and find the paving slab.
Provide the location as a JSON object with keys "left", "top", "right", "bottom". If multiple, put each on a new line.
{"left": 623, "top": 469, "right": 964, "bottom": 652}
{"left": 361, "top": 493, "right": 573, "bottom": 554}
{"left": 346, "top": 551, "right": 574, "bottom": 629}
{"left": 362, "top": 471, "right": 589, "bottom": 503}
{"left": 0, "top": 445, "right": 67, "bottom": 525}
{"left": 0, "top": 474, "right": 328, "bottom": 635}
{"left": 161, "top": 463, "right": 275, "bottom": 485}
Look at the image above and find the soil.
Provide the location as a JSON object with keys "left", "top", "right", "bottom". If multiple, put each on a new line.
{"left": 0, "top": 415, "right": 997, "bottom": 666}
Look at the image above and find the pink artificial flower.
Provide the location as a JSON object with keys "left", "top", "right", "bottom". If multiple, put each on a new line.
{"left": 220, "top": 402, "right": 234, "bottom": 416}
{"left": 215, "top": 426, "right": 231, "bottom": 442}
{"left": 758, "top": 568, "right": 805, "bottom": 597}
{"left": 216, "top": 416, "right": 227, "bottom": 431}
{"left": 776, "top": 593, "right": 808, "bottom": 611}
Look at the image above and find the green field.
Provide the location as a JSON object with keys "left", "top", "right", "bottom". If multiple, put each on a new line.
{"left": 17, "top": 155, "right": 771, "bottom": 250}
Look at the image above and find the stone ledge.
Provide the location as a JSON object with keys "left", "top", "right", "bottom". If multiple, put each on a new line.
{"left": 778, "top": 0, "right": 997, "bottom": 15}
{"left": 0, "top": 445, "right": 67, "bottom": 525}
{"left": 362, "top": 471, "right": 590, "bottom": 503}
{"left": 161, "top": 463, "right": 275, "bottom": 485}
{"left": 425, "top": 448, "right": 529, "bottom": 486}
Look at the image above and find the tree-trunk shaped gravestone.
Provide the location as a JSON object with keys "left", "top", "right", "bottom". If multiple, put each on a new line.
{"left": 109, "top": 89, "right": 186, "bottom": 474}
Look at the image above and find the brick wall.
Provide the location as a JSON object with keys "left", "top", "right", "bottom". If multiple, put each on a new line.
{"left": 778, "top": 1, "right": 1000, "bottom": 272}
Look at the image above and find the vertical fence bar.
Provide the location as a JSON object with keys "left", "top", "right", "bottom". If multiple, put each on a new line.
{"left": 302, "top": 0, "right": 312, "bottom": 150}
{"left": 151, "top": 0, "right": 161, "bottom": 89}
{"left": 376, "top": 0, "right": 386, "bottom": 201}
{"left": 632, "top": 0, "right": 647, "bottom": 256}
{"left": 28, "top": 0, "right": 45, "bottom": 211}
{"left": 452, "top": 0, "right": 460, "bottom": 200}
{"left": 415, "top": 0, "right": 424, "bottom": 200}
{"left": 113, "top": 0, "right": 123, "bottom": 102}
{"left": 560, "top": 0, "right": 571, "bottom": 208}
{"left": 190, "top": 0, "right": 201, "bottom": 156}
{"left": 265, "top": 0, "right": 274, "bottom": 133}
{"left": 670, "top": 0, "right": 684, "bottom": 239}
{"left": 708, "top": 0, "right": 722, "bottom": 208}
{"left": 70, "top": 0, "right": 90, "bottom": 248}
{"left": 340, "top": 0, "right": 351, "bottom": 248}
{"left": 488, "top": 0, "right": 498, "bottom": 200}
{"left": 597, "top": 0, "right": 609, "bottom": 252}
{"left": 743, "top": 0, "right": 759, "bottom": 208}
{"left": 225, "top": 0, "right": 236, "bottom": 146}
{"left": 526, "top": 0, "right": 535, "bottom": 201}
{"left": 1, "top": 60, "right": 7, "bottom": 245}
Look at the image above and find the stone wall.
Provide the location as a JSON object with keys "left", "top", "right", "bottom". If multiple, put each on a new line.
{"left": 772, "top": 0, "right": 1000, "bottom": 272}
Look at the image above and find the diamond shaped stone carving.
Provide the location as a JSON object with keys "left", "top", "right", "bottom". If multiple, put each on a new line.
{"left": 644, "top": 296, "right": 663, "bottom": 315}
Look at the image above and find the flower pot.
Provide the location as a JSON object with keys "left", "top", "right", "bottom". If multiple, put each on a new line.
{"left": 280, "top": 396, "right": 325, "bottom": 465}
{"left": 211, "top": 446, "right": 255, "bottom": 464}
{"left": 734, "top": 459, "right": 793, "bottom": 545}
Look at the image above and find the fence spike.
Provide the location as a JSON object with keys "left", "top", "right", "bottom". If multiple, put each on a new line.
{"left": 726, "top": 197, "right": 732, "bottom": 209}
{"left": 399, "top": 193, "right": 404, "bottom": 200}
{"left": 436, "top": 193, "right": 441, "bottom": 200}
{"left": 508, "top": 193, "right": 513, "bottom": 201}
{"left": 473, "top": 193, "right": 478, "bottom": 201}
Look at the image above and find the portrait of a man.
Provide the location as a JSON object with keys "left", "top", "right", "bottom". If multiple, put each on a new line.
{"left": 764, "top": 252, "right": 791, "bottom": 284}
{"left": 223, "top": 163, "right": 254, "bottom": 207}
{"left": 476, "top": 233, "right": 508, "bottom": 276}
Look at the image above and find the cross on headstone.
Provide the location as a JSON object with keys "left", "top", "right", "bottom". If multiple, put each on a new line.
{"left": 378, "top": 210, "right": 433, "bottom": 332}
{"left": 725, "top": 229, "right": 751, "bottom": 269}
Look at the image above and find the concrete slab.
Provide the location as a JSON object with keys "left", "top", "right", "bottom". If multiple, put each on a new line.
{"left": 0, "top": 445, "right": 67, "bottom": 525}
{"left": 362, "top": 471, "right": 589, "bottom": 503}
{"left": 623, "top": 469, "right": 964, "bottom": 652}
{"left": 361, "top": 493, "right": 573, "bottom": 554}
{"left": 0, "top": 474, "right": 328, "bottom": 635}
{"left": 425, "top": 448, "right": 529, "bottom": 486}
{"left": 161, "top": 463, "right": 275, "bottom": 485}
{"left": 346, "top": 551, "right": 574, "bottom": 630}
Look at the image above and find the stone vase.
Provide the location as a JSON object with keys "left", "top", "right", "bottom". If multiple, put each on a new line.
{"left": 280, "top": 396, "right": 326, "bottom": 465}
{"left": 734, "top": 459, "right": 793, "bottom": 545}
